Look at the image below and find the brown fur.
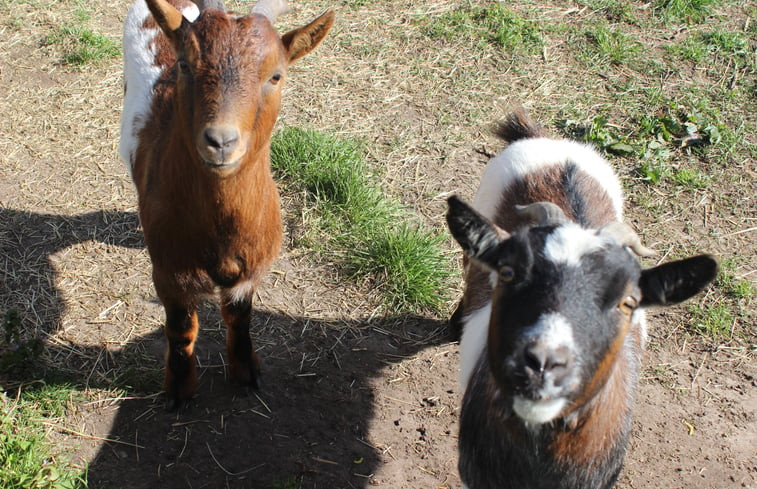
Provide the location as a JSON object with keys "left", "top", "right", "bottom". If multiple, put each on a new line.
{"left": 129, "top": 0, "right": 333, "bottom": 407}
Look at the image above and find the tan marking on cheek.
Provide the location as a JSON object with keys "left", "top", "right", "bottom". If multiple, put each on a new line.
{"left": 549, "top": 367, "right": 629, "bottom": 467}
{"left": 566, "top": 313, "right": 631, "bottom": 416}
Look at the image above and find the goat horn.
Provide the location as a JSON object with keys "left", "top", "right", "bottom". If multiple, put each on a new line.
{"left": 251, "top": 0, "right": 289, "bottom": 23}
{"left": 196, "top": 0, "right": 226, "bottom": 11}
{"left": 514, "top": 202, "right": 569, "bottom": 226}
{"left": 598, "top": 221, "right": 656, "bottom": 257}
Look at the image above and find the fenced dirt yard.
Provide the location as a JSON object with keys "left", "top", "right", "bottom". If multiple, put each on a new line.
{"left": 0, "top": 0, "right": 754, "bottom": 488}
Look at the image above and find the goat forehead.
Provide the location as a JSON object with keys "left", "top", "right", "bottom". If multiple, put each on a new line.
{"left": 542, "top": 224, "right": 608, "bottom": 266}
{"left": 192, "top": 13, "right": 279, "bottom": 66}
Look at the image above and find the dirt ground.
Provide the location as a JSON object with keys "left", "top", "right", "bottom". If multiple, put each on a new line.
{"left": 0, "top": 0, "right": 755, "bottom": 488}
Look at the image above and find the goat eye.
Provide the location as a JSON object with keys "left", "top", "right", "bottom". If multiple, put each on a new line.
{"left": 178, "top": 60, "right": 190, "bottom": 74}
{"left": 618, "top": 296, "right": 638, "bottom": 314}
{"left": 499, "top": 266, "right": 515, "bottom": 282}
{"left": 270, "top": 73, "right": 282, "bottom": 84}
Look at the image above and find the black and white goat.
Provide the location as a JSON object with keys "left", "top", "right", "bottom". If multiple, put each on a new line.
{"left": 446, "top": 108, "right": 717, "bottom": 489}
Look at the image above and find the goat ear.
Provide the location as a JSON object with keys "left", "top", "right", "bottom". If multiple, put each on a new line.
{"left": 639, "top": 254, "right": 718, "bottom": 307}
{"left": 281, "top": 10, "right": 335, "bottom": 64}
{"left": 146, "top": 0, "right": 190, "bottom": 45}
{"left": 446, "top": 196, "right": 508, "bottom": 270}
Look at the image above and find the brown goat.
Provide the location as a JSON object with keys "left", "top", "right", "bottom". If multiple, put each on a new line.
{"left": 119, "top": 0, "right": 334, "bottom": 407}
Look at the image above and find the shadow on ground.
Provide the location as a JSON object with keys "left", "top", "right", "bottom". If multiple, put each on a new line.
{"left": 0, "top": 207, "right": 453, "bottom": 488}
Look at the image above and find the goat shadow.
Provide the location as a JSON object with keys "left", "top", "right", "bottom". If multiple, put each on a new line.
{"left": 0, "top": 207, "right": 456, "bottom": 488}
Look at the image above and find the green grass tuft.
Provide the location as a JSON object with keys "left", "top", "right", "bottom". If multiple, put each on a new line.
{"left": 271, "top": 128, "right": 452, "bottom": 313}
{"left": 422, "top": 2, "right": 543, "bottom": 54}
{"left": 580, "top": 23, "right": 643, "bottom": 67}
{"left": 0, "top": 386, "right": 87, "bottom": 489}
{"left": 689, "top": 303, "right": 734, "bottom": 338}
{"left": 46, "top": 25, "right": 120, "bottom": 66}
{"left": 654, "top": 0, "right": 720, "bottom": 23}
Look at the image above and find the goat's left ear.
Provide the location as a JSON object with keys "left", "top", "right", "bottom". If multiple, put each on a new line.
{"left": 446, "top": 196, "right": 509, "bottom": 270}
{"left": 639, "top": 254, "right": 718, "bottom": 307}
{"left": 146, "top": 0, "right": 191, "bottom": 46}
{"left": 281, "top": 10, "right": 335, "bottom": 64}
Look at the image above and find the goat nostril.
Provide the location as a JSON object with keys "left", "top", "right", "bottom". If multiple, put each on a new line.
{"left": 204, "top": 127, "right": 239, "bottom": 152}
{"left": 524, "top": 348, "right": 545, "bottom": 373}
{"left": 523, "top": 344, "right": 570, "bottom": 375}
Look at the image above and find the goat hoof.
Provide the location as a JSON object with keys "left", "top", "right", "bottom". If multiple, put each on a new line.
{"left": 165, "top": 396, "right": 189, "bottom": 413}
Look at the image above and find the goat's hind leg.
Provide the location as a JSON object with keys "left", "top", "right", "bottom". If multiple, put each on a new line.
{"left": 163, "top": 303, "right": 200, "bottom": 410}
{"left": 220, "top": 291, "right": 261, "bottom": 389}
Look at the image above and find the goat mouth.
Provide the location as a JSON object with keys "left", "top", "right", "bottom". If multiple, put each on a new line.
{"left": 203, "top": 158, "right": 241, "bottom": 174}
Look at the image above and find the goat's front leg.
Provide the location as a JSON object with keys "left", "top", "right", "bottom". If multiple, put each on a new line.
{"left": 220, "top": 292, "right": 260, "bottom": 389}
{"left": 163, "top": 303, "right": 200, "bottom": 409}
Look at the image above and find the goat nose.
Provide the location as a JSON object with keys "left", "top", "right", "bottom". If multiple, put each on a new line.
{"left": 203, "top": 126, "right": 239, "bottom": 153}
{"left": 523, "top": 342, "right": 570, "bottom": 377}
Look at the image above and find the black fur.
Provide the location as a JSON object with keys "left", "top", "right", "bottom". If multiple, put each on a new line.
{"left": 459, "top": 356, "right": 630, "bottom": 489}
{"left": 447, "top": 195, "right": 717, "bottom": 489}
{"left": 639, "top": 254, "right": 718, "bottom": 306}
{"left": 494, "top": 106, "right": 548, "bottom": 143}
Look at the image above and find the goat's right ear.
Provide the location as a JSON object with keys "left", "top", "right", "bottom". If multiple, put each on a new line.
{"left": 639, "top": 254, "right": 718, "bottom": 307}
{"left": 281, "top": 10, "right": 335, "bottom": 64}
{"left": 145, "top": 0, "right": 191, "bottom": 45}
{"left": 446, "top": 196, "right": 508, "bottom": 269}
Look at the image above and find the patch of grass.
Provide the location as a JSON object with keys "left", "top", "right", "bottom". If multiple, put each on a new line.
{"left": 0, "top": 385, "right": 87, "bottom": 489}
{"left": 578, "top": 0, "right": 640, "bottom": 24}
{"left": 717, "top": 260, "right": 755, "bottom": 301}
{"left": 654, "top": 0, "right": 720, "bottom": 23}
{"left": 669, "top": 29, "right": 753, "bottom": 72}
{"left": 422, "top": 2, "right": 543, "bottom": 54}
{"left": 579, "top": 23, "right": 644, "bottom": 67}
{"left": 669, "top": 167, "right": 708, "bottom": 188}
{"left": 689, "top": 303, "right": 733, "bottom": 338}
{"left": 560, "top": 102, "right": 723, "bottom": 188}
{"left": 271, "top": 127, "right": 453, "bottom": 313}
{"left": 45, "top": 25, "right": 120, "bottom": 66}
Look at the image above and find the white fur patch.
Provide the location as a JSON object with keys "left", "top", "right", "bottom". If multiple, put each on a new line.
{"left": 543, "top": 224, "right": 608, "bottom": 266}
{"left": 118, "top": 1, "right": 200, "bottom": 175}
{"left": 512, "top": 396, "right": 567, "bottom": 424}
{"left": 531, "top": 312, "right": 575, "bottom": 353}
{"left": 226, "top": 279, "right": 254, "bottom": 304}
{"left": 459, "top": 302, "right": 492, "bottom": 392}
{"left": 632, "top": 308, "right": 648, "bottom": 347}
{"left": 472, "top": 138, "right": 623, "bottom": 222}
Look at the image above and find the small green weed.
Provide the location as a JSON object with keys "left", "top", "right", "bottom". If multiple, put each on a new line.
{"left": 271, "top": 128, "right": 452, "bottom": 313}
{"left": 45, "top": 25, "right": 120, "bottom": 65}
{"left": 422, "top": 3, "right": 543, "bottom": 54}
{"left": 560, "top": 102, "right": 722, "bottom": 188}
{"left": 0, "top": 385, "right": 87, "bottom": 489}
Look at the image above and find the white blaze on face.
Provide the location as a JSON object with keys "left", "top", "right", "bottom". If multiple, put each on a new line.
{"left": 544, "top": 224, "right": 608, "bottom": 266}
{"left": 118, "top": 1, "right": 200, "bottom": 174}
{"left": 512, "top": 312, "right": 577, "bottom": 425}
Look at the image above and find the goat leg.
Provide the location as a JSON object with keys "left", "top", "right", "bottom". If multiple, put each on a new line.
{"left": 163, "top": 304, "right": 199, "bottom": 410}
{"left": 221, "top": 295, "right": 261, "bottom": 389}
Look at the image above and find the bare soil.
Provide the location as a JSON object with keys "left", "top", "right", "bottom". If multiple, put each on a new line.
{"left": 0, "top": 1, "right": 754, "bottom": 488}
